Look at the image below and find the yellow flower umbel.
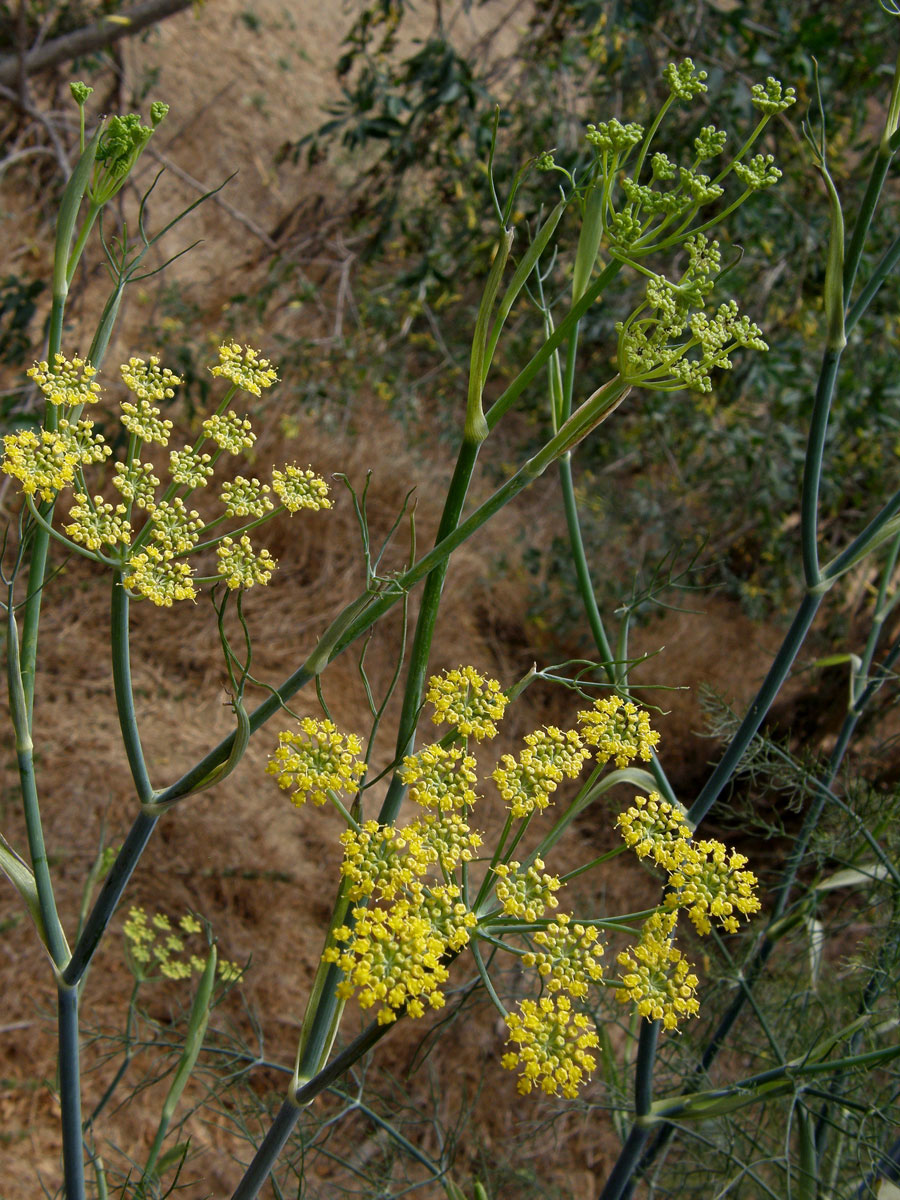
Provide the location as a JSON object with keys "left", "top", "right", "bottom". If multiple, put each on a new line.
{"left": 271, "top": 465, "right": 332, "bottom": 513}
{"left": 326, "top": 818, "right": 477, "bottom": 1023}
{"left": 210, "top": 341, "right": 278, "bottom": 395}
{"left": 202, "top": 411, "right": 256, "bottom": 454}
{"left": 501, "top": 994, "right": 600, "bottom": 1098}
{"left": 121, "top": 355, "right": 181, "bottom": 402}
{"left": 492, "top": 726, "right": 589, "bottom": 817}
{"left": 667, "top": 839, "right": 761, "bottom": 935}
{"left": 65, "top": 494, "right": 132, "bottom": 551}
{"left": 325, "top": 885, "right": 475, "bottom": 1024}
{"left": 521, "top": 913, "right": 604, "bottom": 998}
{"left": 426, "top": 666, "right": 509, "bottom": 740}
{"left": 267, "top": 718, "right": 366, "bottom": 807}
{"left": 616, "top": 912, "right": 699, "bottom": 1030}
{"left": 338, "top": 820, "right": 436, "bottom": 901}
{"left": 577, "top": 695, "right": 660, "bottom": 768}
{"left": 493, "top": 859, "right": 561, "bottom": 921}
{"left": 399, "top": 743, "right": 479, "bottom": 811}
{"left": 616, "top": 791, "right": 692, "bottom": 870}
{"left": 123, "top": 546, "right": 197, "bottom": 606}
{"left": 28, "top": 353, "right": 101, "bottom": 407}
{"left": 216, "top": 535, "right": 276, "bottom": 590}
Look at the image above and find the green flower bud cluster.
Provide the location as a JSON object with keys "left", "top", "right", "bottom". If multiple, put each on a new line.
{"left": 575, "top": 58, "right": 794, "bottom": 262}
{"left": 614, "top": 235, "right": 768, "bottom": 392}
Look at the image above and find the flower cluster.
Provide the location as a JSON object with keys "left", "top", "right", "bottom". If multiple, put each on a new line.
{"left": 209, "top": 341, "right": 278, "bottom": 395}
{"left": 501, "top": 994, "right": 600, "bottom": 1098}
{"left": 270, "top": 669, "right": 759, "bottom": 1100}
{"left": 266, "top": 718, "right": 366, "bottom": 807}
{"left": 2, "top": 419, "right": 109, "bottom": 502}
{"left": 492, "top": 726, "right": 588, "bottom": 817}
{"left": 399, "top": 743, "right": 479, "bottom": 810}
{"left": 122, "top": 905, "right": 242, "bottom": 983}
{"left": 577, "top": 694, "right": 661, "bottom": 768}
{"left": 426, "top": 665, "right": 509, "bottom": 739}
{"left": 1, "top": 347, "right": 333, "bottom": 606}
{"left": 271, "top": 464, "right": 333, "bottom": 513}
{"left": 325, "top": 815, "right": 478, "bottom": 1024}
{"left": 27, "top": 354, "right": 101, "bottom": 407}
{"left": 521, "top": 914, "right": 604, "bottom": 998}
{"left": 616, "top": 912, "right": 699, "bottom": 1030}
{"left": 616, "top": 791, "right": 760, "bottom": 935}
{"left": 493, "top": 859, "right": 561, "bottom": 921}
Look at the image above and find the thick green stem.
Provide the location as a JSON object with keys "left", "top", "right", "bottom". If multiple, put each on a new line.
{"left": 378, "top": 438, "right": 481, "bottom": 826}
{"left": 59, "top": 983, "right": 86, "bottom": 1200}
{"left": 558, "top": 453, "right": 617, "bottom": 678}
{"left": 63, "top": 812, "right": 158, "bottom": 986}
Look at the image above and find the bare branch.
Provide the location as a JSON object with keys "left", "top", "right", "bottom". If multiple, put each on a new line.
{"left": 0, "top": 0, "right": 194, "bottom": 88}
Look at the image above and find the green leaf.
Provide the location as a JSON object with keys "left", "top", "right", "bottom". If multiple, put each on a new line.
{"left": 0, "top": 833, "right": 61, "bottom": 956}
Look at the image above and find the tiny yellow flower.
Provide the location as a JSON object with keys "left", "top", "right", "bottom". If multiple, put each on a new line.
{"left": 426, "top": 666, "right": 508, "bottom": 740}
{"left": 210, "top": 342, "right": 278, "bottom": 395}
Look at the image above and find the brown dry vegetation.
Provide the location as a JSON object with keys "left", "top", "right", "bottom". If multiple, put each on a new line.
{"left": 0, "top": 3, "right": 841, "bottom": 1197}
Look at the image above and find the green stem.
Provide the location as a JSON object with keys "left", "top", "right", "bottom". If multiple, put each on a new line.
{"left": 377, "top": 437, "right": 482, "bottom": 827}
{"left": 231, "top": 1019, "right": 394, "bottom": 1200}
{"left": 63, "top": 811, "right": 158, "bottom": 987}
{"left": 7, "top": 598, "right": 68, "bottom": 967}
{"left": 688, "top": 589, "right": 821, "bottom": 827}
{"left": 110, "top": 574, "right": 154, "bottom": 802}
{"left": 59, "top": 983, "right": 86, "bottom": 1200}
{"left": 558, "top": 453, "right": 616, "bottom": 677}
